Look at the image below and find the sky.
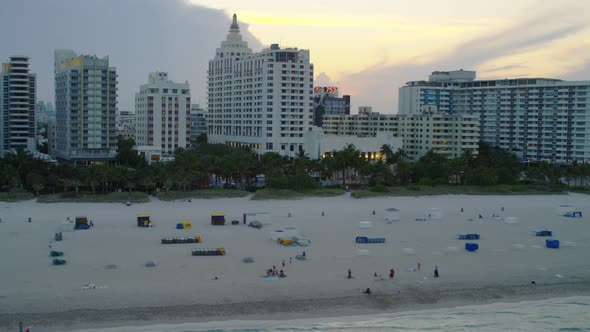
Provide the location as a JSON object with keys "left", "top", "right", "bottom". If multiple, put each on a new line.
{"left": 1, "top": 0, "right": 590, "bottom": 114}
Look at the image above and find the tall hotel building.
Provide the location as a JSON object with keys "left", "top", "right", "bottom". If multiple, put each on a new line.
{"left": 53, "top": 49, "right": 118, "bottom": 165}
{"left": 0, "top": 56, "right": 36, "bottom": 156}
{"left": 207, "top": 14, "right": 314, "bottom": 157}
{"left": 399, "top": 70, "right": 590, "bottom": 163}
{"left": 135, "top": 72, "right": 191, "bottom": 155}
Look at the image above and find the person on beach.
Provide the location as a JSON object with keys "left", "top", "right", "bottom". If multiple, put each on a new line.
{"left": 434, "top": 266, "right": 439, "bottom": 278}
{"left": 289, "top": 257, "right": 292, "bottom": 264}
{"left": 282, "top": 259, "right": 285, "bottom": 267}
{"left": 363, "top": 288, "right": 372, "bottom": 295}
{"left": 417, "top": 262, "right": 421, "bottom": 271}
{"left": 389, "top": 268, "right": 395, "bottom": 279}
{"left": 348, "top": 269, "right": 352, "bottom": 279}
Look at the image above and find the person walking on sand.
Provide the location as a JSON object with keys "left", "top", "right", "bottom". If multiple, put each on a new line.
{"left": 389, "top": 268, "right": 395, "bottom": 279}
{"left": 417, "top": 262, "right": 421, "bottom": 272}
{"left": 348, "top": 269, "right": 352, "bottom": 279}
{"left": 282, "top": 259, "right": 285, "bottom": 267}
{"left": 434, "top": 266, "right": 439, "bottom": 278}
{"left": 289, "top": 257, "right": 292, "bottom": 264}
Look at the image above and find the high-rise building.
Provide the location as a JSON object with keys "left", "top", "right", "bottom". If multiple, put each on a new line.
{"left": 190, "top": 104, "right": 207, "bottom": 143}
{"left": 53, "top": 49, "right": 118, "bottom": 165}
{"left": 312, "top": 86, "right": 350, "bottom": 127}
{"left": 135, "top": 71, "right": 191, "bottom": 155}
{"left": 323, "top": 107, "right": 480, "bottom": 160}
{"left": 0, "top": 56, "right": 36, "bottom": 156}
{"left": 35, "top": 101, "right": 55, "bottom": 125}
{"left": 207, "top": 14, "right": 314, "bottom": 157}
{"left": 399, "top": 70, "right": 590, "bottom": 163}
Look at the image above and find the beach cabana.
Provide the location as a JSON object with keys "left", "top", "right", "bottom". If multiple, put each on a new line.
{"left": 385, "top": 208, "right": 400, "bottom": 223}
{"left": 428, "top": 208, "right": 443, "bottom": 219}
{"left": 243, "top": 212, "right": 271, "bottom": 225}
{"left": 137, "top": 214, "right": 153, "bottom": 227}
{"left": 75, "top": 216, "right": 88, "bottom": 228}
{"left": 211, "top": 212, "right": 225, "bottom": 225}
{"left": 176, "top": 221, "right": 192, "bottom": 230}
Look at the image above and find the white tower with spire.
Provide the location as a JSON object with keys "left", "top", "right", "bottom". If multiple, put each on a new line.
{"left": 207, "top": 14, "right": 314, "bottom": 158}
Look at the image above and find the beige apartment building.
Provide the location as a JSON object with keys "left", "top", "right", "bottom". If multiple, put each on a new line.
{"left": 322, "top": 107, "right": 480, "bottom": 160}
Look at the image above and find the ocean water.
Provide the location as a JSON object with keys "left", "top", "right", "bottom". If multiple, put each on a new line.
{"left": 73, "top": 296, "right": 590, "bottom": 332}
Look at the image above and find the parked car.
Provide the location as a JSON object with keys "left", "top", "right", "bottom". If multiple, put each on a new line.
{"left": 248, "top": 221, "right": 262, "bottom": 229}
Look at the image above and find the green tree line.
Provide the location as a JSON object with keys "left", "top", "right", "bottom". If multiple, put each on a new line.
{"left": 1, "top": 136, "right": 589, "bottom": 197}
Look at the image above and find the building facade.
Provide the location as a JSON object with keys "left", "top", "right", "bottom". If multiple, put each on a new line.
{"left": 135, "top": 72, "right": 190, "bottom": 155}
{"left": 115, "top": 110, "right": 135, "bottom": 140}
{"left": 1, "top": 56, "right": 36, "bottom": 156}
{"left": 312, "top": 86, "right": 350, "bottom": 127}
{"left": 304, "top": 127, "right": 402, "bottom": 161}
{"left": 207, "top": 14, "right": 314, "bottom": 158}
{"left": 35, "top": 101, "right": 55, "bottom": 125}
{"left": 399, "top": 70, "right": 590, "bottom": 163}
{"left": 323, "top": 107, "right": 480, "bottom": 160}
{"left": 190, "top": 104, "right": 207, "bottom": 143}
{"left": 53, "top": 49, "right": 118, "bottom": 165}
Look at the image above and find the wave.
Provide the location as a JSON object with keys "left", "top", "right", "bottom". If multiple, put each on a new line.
{"left": 68, "top": 296, "right": 590, "bottom": 332}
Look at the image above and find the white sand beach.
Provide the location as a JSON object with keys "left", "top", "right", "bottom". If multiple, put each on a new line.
{"left": 0, "top": 193, "right": 589, "bottom": 330}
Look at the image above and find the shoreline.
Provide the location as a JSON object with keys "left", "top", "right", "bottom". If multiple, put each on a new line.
{"left": 2, "top": 280, "right": 589, "bottom": 331}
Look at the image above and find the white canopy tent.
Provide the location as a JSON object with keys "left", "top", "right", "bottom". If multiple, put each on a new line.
{"left": 385, "top": 208, "right": 400, "bottom": 223}
{"left": 243, "top": 212, "right": 271, "bottom": 225}
{"left": 428, "top": 208, "right": 443, "bottom": 219}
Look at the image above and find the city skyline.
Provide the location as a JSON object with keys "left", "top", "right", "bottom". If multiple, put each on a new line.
{"left": 1, "top": 0, "right": 590, "bottom": 113}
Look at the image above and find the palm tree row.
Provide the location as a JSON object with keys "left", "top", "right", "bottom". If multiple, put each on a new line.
{"left": 1, "top": 138, "right": 590, "bottom": 197}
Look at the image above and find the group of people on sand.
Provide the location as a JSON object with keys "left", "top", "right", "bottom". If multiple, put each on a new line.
{"left": 266, "top": 257, "right": 294, "bottom": 278}
{"left": 352, "top": 263, "right": 439, "bottom": 295}
{"left": 266, "top": 265, "right": 286, "bottom": 278}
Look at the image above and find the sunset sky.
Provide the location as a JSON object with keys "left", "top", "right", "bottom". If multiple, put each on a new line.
{"left": 191, "top": 0, "right": 590, "bottom": 111}
{"left": 1, "top": 0, "right": 589, "bottom": 113}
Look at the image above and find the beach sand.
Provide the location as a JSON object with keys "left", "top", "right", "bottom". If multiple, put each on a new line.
{"left": 0, "top": 193, "right": 589, "bottom": 330}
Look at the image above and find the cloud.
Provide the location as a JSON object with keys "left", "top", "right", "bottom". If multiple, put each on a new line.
{"left": 314, "top": 72, "right": 335, "bottom": 87}
{"left": 0, "top": 0, "right": 263, "bottom": 111}
{"left": 336, "top": 2, "right": 590, "bottom": 113}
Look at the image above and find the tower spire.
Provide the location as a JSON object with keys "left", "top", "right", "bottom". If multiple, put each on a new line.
{"left": 230, "top": 13, "right": 240, "bottom": 33}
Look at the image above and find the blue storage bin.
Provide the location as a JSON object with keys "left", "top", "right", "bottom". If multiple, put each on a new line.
{"left": 546, "top": 239, "right": 560, "bottom": 249}
{"left": 465, "top": 242, "right": 479, "bottom": 252}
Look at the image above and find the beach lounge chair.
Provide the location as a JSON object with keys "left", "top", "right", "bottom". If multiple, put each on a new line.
{"left": 456, "top": 233, "right": 480, "bottom": 240}
{"left": 52, "top": 258, "right": 66, "bottom": 265}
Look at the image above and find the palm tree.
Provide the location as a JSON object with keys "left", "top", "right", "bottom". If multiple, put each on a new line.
{"left": 379, "top": 144, "right": 394, "bottom": 164}
{"left": 334, "top": 144, "right": 362, "bottom": 186}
